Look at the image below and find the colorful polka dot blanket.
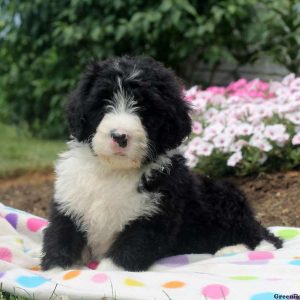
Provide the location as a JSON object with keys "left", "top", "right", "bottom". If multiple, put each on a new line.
{"left": 0, "top": 203, "right": 299, "bottom": 300}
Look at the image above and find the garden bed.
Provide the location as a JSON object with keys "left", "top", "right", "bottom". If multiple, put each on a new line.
{"left": 0, "top": 169, "right": 299, "bottom": 227}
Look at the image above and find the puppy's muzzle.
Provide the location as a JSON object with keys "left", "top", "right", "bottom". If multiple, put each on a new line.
{"left": 110, "top": 130, "right": 128, "bottom": 148}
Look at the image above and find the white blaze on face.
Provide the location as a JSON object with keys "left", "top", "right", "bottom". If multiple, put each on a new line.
{"left": 92, "top": 79, "right": 148, "bottom": 169}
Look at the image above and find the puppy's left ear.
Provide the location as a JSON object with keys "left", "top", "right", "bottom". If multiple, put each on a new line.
{"left": 65, "top": 62, "right": 100, "bottom": 141}
{"left": 161, "top": 97, "right": 192, "bottom": 150}
{"left": 65, "top": 89, "right": 86, "bottom": 141}
{"left": 176, "top": 100, "right": 192, "bottom": 143}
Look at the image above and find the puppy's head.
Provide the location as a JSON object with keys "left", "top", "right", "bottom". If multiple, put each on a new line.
{"left": 66, "top": 56, "right": 191, "bottom": 169}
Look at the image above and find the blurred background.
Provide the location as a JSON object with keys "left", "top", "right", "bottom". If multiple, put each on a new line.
{"left": 0, "top": 0, "right": 299, "bottom": 225}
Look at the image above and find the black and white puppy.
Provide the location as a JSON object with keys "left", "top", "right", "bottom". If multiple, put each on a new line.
{"left": 41, "top": 56, "right": 282, "bottom": 272}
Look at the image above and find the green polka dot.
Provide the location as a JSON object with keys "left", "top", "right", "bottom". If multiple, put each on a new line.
{"left": 276, "top": 229, "right": 300, "bottom": 240}
{"left": 230, "top": 275, "right": 258, "bottom": 280}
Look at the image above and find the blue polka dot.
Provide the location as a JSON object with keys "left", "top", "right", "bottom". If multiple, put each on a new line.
{"left": 16, "top": 276, "right": 49, "bottom": 288}
{"left": 289, "top": 260, "right": 300, "bottom": 266}
{"left": 250, "top": 292, "right": 277, "bottom": 300}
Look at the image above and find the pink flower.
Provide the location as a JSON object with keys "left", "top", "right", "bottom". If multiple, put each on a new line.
{"left": 192, "top": 121, "right": 203, "bottom": 135}
{"left": 233, "top": 89, "right": 250, "bottom": 97}
{"left": 248, "top": 90, "right": 264, "bottom": 98}
{"left": 264, "top": 124, "right": 288, "bottom": 142}
{"left": 227, "top": 95, "right": 243, "bottom": 104}
{"left": 292, "top": 133, "right": 300, "bottom": 145}
{"left": 188, "top": 137, "right": 203, "bottom": 151}
{"left": 213, "top": 133, "right": 233, "bottom": 150}
{"left": 278, "top": 103, "right": 299, "bottom": 113}
{"left": 204, "top": 107, "right": 219, "bottom": 120}
{"left": 187, "top": 137, "right": 214, "bottom": 157}
{"left": 203, "top": 123, "right": 224, "bottom": 141}
{"left": 190, "top": 99, "right": 207, "bottom": 113}
{"left": 183, "top": 74, "right": 300, "bottom": 170}
{"left": 236, "top": 123, "right": 254, "bottom": 136}
{"left": 256, "top": 81, "right": 270, "bottom": 92}
{"left": 285, "top": 112, "right": 300, "bottom": 125}
{"left": 249, "top": 135, "right": 272, "bottom": 152}
{"left": 195, "top": 141, "right": 214, "bottom": 156}
{"left": 269, "top": 81, "right": 282, "bottom": 94}
{"left": 184, "top": 86, "right": 199, "bottom": 102}
{"left": 290, "top": 78, "right": 300, "bottom": 91}
{"left": 227, "top": 151, "right": 243, "bottom": 167}
{"left": 282, "top": 73, "right": 296, "bottom": 86}
{"left": 206, "top": 86, "right": 226, "bottom": 95}
{"left": 184, "top": 150, "right": 199, "bottom": 168}
{"left": 275, "top": 87, "right": 291, "bottom": 98}
{"left": 291, "top": 91, "right": 300, "bottom": 102}
{"left": 229, "top": 140, "right": 248, "bottom": 152}
{"left": 227, "top": 79, "right": 247, "bottom": 92}
{"left": 209, "top": 94, "right": 226, "bottom": 105}
{"left": 248, "top": 106, "right": 273, "bottom": 122}
{"left": 224, "top": 125, "right": 238, "bottom": 137}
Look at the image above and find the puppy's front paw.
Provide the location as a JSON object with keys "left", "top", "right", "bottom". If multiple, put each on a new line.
{"left": 215, "top": 244, "right": 249, "bottom": 256}
{"left": 42, "top": 267, "right": 66, "bottom": 278}
{"left": 96, "top": 258, "right": 124, "bottom": 272}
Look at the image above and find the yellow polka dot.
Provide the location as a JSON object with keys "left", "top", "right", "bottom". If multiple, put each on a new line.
{"left": 163, "top": 281, "right": 185, "bottom": 288}
{"left": 294, "top": 256, "right": 300, "bottom": 259}
{"left": 63, "top": 270, "right": 81, "bottom": 280}
{"left": 123, "top": 278, "right": 144, "bottom": 287}
{"left": 15, "top": 238, "right": 23, "bottom": 244}
{"left": 30, "top": 265, "right": 41, "bottom": 271}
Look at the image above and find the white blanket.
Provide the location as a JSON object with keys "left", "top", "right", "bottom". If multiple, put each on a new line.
{"left": 0, "top": 203, "right": 299, "bottom": 300}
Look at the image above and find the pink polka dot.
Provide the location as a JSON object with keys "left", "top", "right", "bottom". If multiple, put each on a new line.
{"left": 248, "top": 251, "right": 274, "bottom": 260}
{"left": 0, "top": 247, "right": 12, "bottom": 263}
{"left": 27, "top": 218, "right": 48, "bottom": 232}
{"left": 87, "top": 261, "right": 99, "bottom": 270}
{"left": 91, "top": 273, "right": 108, "bottom": 283}
{"left": 202, "top": 284, "right": 230, "bottom": 299}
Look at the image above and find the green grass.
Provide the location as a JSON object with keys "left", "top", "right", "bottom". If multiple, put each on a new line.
{"left": 0, "top": 123, "right": 65, "bottom": 178}
{"left": 0, "top": 291, "right": 28, "bottom": 300}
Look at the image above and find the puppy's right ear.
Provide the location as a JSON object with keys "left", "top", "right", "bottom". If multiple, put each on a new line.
{"left": 65, "top": 62, "right": 100, "bottom": 141}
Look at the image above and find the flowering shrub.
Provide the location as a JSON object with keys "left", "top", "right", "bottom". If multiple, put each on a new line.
{"left": 184, "top": 74, "right": 300, "bottom": 177}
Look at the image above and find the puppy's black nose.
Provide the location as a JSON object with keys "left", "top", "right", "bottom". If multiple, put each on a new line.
{"left": 111, "top": 131, "right": 128, "bottom": 148}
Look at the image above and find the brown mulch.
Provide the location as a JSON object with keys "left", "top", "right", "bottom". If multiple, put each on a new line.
{"left": 233, "top": 170, "right": 300, "bottom": 227}
{"left": 0, "top": 171, "right": 55, "bottom": 217}
{"left": 0, "top": 169, "right": 299, "bottom": 227}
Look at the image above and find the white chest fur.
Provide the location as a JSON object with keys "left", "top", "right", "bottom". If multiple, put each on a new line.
{"left": 54, "top": 142, "right": 159, "bottom": 258}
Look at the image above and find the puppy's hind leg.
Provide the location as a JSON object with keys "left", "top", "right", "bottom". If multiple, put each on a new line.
{"left": 255, "top": 226, "right": 283, "bottom": 251}
{"left": 240, "top": 221, "right": 283, "bottom": 252}
{"left": 215, "top": 221, "right": 283, "bottom": 257}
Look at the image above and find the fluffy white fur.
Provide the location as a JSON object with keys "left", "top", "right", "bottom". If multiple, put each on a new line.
{"left": 96, "top": 258, "right": 124, "bottom": 272}
{"left": 214, "top": 244, "right": 249, "bottom": 256}
{"left": 108, "top": 77, "right": 139, "bottom": 115}
{"left": 215, "top": 240, "right": 276, "bottom": 256}
{"left": 92, "top": 112, "right": 147, "bottom": 169}
{"left": 255, "top": 240, "right": 277, "bottom": 251}
{"left": 91, "top": 78, "right": 148, "bottom": 170}
{"left": 55, "top": 141, "right": 160, "bottom": 260}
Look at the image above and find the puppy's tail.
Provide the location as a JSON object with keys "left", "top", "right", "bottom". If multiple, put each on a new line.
{"left": 261, "top": 227, "right": 283, "bottom": 249}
